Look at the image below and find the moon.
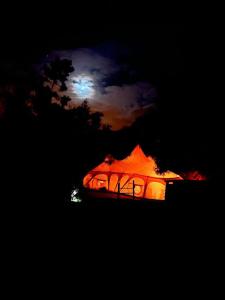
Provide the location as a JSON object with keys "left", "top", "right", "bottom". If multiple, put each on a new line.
{"left": 72, "top": 75, "right": 95, "bottom": 99}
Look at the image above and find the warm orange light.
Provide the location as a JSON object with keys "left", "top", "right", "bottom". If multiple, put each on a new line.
{"left": 83, "top": 145, "right": 183, "bottom": 201}
{"left": 134, "top": 185, "right": 142, "bottom": 196}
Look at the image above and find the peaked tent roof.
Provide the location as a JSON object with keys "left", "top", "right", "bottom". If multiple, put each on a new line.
{"left": 92, "top": 145, "right": 182, "bottom": 180}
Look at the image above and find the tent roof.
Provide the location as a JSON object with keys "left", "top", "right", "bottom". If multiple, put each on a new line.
{"left": 92, "top": 145, "right": 182, "bottom": 179}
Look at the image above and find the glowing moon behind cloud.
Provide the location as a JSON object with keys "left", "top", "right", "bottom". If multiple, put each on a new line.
{"left": 72, "top": 75, "right": 95, "bottom": 99}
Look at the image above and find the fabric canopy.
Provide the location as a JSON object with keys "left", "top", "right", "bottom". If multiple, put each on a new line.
{"left": 92, "top": 145, "right": 181, "bottom": 179}
{"left": 83, "top": 145, "right": 182, "bottom": 200}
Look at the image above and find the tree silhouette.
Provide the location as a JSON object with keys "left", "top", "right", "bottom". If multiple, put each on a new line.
{"left": 90, "top": 112, "right": 104, "bottom": 130}
{"left": 44, "top": 57, "right": 74, "bottom": 90}
{"left": 61, "top": 95, "right": 71, "bottom": 108}
{"left": 0, "top": 57, "right": 114, "bottom": 206}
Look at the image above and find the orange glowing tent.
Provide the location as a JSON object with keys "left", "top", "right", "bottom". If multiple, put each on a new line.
{"left": 83, "top": 145, "right": 182, "bottom": 200}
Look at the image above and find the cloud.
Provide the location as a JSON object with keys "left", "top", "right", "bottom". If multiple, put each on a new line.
{"left": 47, "top": 47, "right": 157, "bottom": 130}
{"left": 99, "top": 83, "right": 156, "bottom": 108}
{"left": 92, "top": 82, "right": 156, "bottom": 130}
{"left": 50, "top": 48, "right": 119, "bottom": 83}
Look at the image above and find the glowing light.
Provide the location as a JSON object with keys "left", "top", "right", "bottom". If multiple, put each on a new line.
{"left": 72, "top": 75, "right": 95, "bottom": 99}
{"left": 83, "top": 145, "right": 183, "bottom": 201}
{"left": 71, "top": 189, "right": 82, "bottom": 203}
{"left": 134, "top": 185, "right": 142, "bottom": 195}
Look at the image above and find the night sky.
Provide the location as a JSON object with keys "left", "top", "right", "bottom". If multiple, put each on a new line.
{"left": 45, "top": 45, "right": 157, "bottom": 130}
{"left": 2, "top": 22, "right": 221, "bottom": 132}
{"left": 1, "top": 21, "right": 222, "bottom": 135}
{"left": 1, "top": 23, "right": 184, "bottom": 129}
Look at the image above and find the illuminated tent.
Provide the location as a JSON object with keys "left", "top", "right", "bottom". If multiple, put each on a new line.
{"left": 83, "top": 145, "right": 182, "bottom": 200}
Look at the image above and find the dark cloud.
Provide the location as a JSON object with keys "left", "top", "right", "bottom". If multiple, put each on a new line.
{"left": 47, "top": 45, "right": 157, "bottom": 130}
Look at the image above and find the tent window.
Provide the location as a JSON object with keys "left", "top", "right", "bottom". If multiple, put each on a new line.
{"left": 91, "top": 174, "right": 108, "bottom": 190}
{"left": 121, "top": 177, "right": 144, "bottom": 198}
{"left": 109, "top": 174, "right": 119, "bottom": 192}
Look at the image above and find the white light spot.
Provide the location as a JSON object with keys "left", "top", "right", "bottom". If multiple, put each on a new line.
{"left": 71, "top": 188, "right": 82, "bottom": 203}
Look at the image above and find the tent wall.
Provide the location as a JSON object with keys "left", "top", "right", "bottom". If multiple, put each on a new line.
{"left": 83, "top": 172, "right": 167, "bottom": 200}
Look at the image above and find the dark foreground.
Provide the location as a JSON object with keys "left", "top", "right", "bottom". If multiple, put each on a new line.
{"left": 67, "top": 181, "right": 221, "bottom": 209}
